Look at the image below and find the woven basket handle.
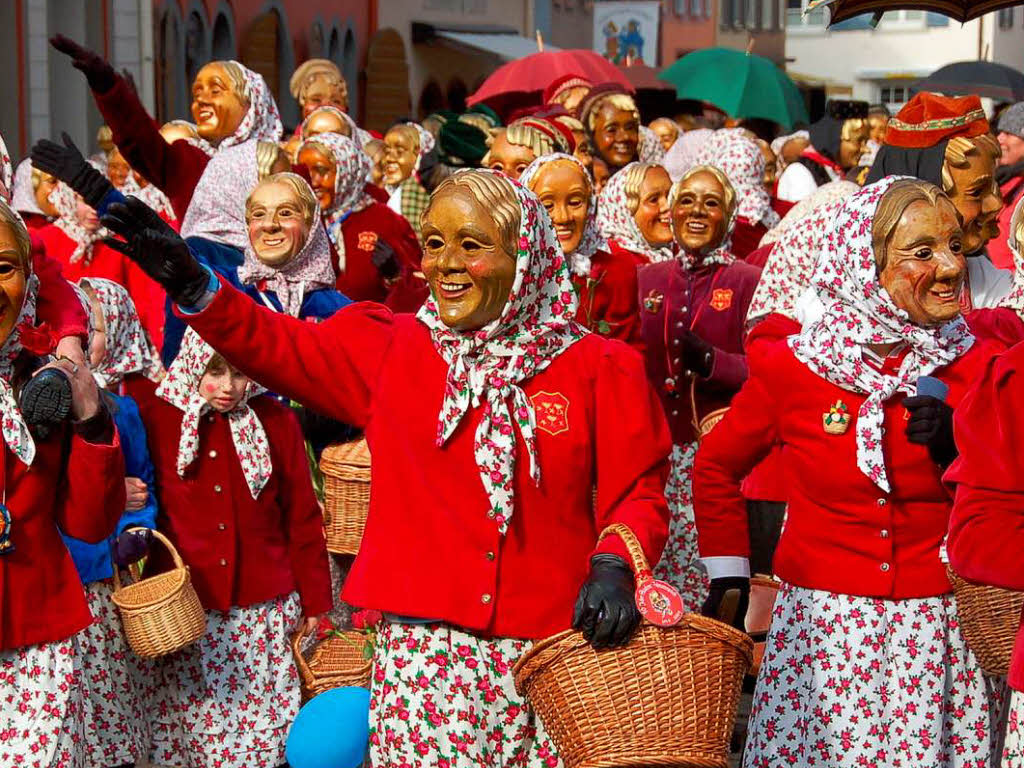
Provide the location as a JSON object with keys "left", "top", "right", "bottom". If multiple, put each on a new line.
{"left": 596, "top": 523, "right": 651, "bottom": 577}
{"left": 291, "top": 625, "right": 315, "bottom": 681}
{"left": 111, "top": 529, "right": 186, "bottom": 593}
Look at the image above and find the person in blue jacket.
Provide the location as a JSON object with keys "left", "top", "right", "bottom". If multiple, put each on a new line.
{"left": 63, "top": 278, "right": 159, "bottom": 768}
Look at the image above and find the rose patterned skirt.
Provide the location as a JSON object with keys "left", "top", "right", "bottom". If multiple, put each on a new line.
{"left": 743, "top": 584, "right": 1006, "bottom": 768}
{"left": 148, "top": 592, "right": 301, "bottom": 768}
{"left": 369, "top": 621, "right": 562, "bottom": 768}
{"left": 74, "top": 581, "right": 150, "bottom": 767}
{"left": 1001, "top": 690, "right": 1024, "bottom": 766}
{"left": 654, "top": 442, "right": 709, "bottom": 612}
{"left": 0, "top": 639, "right": 83, "bottom": 768}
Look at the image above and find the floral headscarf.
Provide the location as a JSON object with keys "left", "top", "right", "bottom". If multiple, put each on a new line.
{"left": 746, "top": 181, "right": 860, "bottom": 327}
{"left": 217, "top": 62, "right": 283, "bottom": 150}
{"left": 519, "top": 153, "right": 607, "bottom": 277}
{"left": 638, "top": 126, "right": 667, "bottom": 165}
{"left": 298, "top": 133, "right": 375, "bottom": 272}
{"left": 0, "top": 272, "right": 40, "bottom": 466}
{"left": 179, "top": 140, "right": 259, "bottom": 251}
{"left": 237, "top": 173, "right": 336, "bottom": 318}
{"left": 80, "top": 277, "right": 163, "bottom": 388}
{"left": 789, "top": 177, "right": 974, "bottom": 492}
{"left": 11, "top": 160, "right": 44, "bottom": 216}
{"left": 156, "top": 328, "right": 271, "bottom": 498}
{"left": 120, "top": 174, "right": 176, "bottom": 222}
{"left": 50, "top": 180, "right": 107, "bottom": 264}
{"left": 300, "top": 106, "right": 371, "bottom": 149}
{"left": 668, "top": 167, "right": 738, "bottom": 270}
{"left": 416, "top": 170, "right": 587, "bottom": 534}
{"left": 770, "top": 130, "right": 809, "bottom": 173}
{"left": 693, "top": 130, "right": 779, "bottom": 229}
{"left": 0, "top": 134, "right": 11, "bottom": 200}
{"left": 596, "top": 162, "right": 674, "bottom": 263}
{"left": 999, "top": 194, "right": 1024, "bottom": 319}
{"left": 663, "top": 128, "right": 713, "bottom": 182}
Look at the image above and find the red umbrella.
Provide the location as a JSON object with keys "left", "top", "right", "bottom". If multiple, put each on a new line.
{"left": 468, "top": 49, "right": 634, "bottom": 111}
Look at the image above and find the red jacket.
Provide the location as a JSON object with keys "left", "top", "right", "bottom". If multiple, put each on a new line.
{"left": 988, "top": 176, "right": 1024, "bottom": 271}
{"left": 36, "top": 225, "right": 128, "bottom": 287}
{"left": 573, "top": 244, "right": 643, "bottom": 347}
{"left": 31, "top": 232, "right": 90, "bottom": 343}
{"left": 94, "top": 76, "right": 210, "bottom": 221}
{"left": 179, "top": 284, "right": 672, "bottom": 639}
{"left": 333, "top": 202, "right": 423, "bottom": 307}
{"left": 138, "top": 395, "right": 332, "bottom": 616}
{"left": 2, "top": 420, "right": 126, "bottom": 651}
{"left": 744, "top": 242, "right": 775, "bottom": 270}
{"left": 947, "top": 341, "right": 1024, "bottom": 690}
{"left": 730, "top": 216, "right": 768, "bottom": 260}
{"left": 694, "top": 325, "right": 1001, "bottom": 598}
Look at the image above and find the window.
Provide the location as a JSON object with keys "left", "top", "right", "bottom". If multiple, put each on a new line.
{"left": 999, "top": 7, "right": 1014, "bottom": 27}
{"left": 747, "top": 0, "right": 760, "bottom": 29}
{"left": 787, "top": 0, "right": 825, "bottom": 27}
{"left": 675, "top": 0, "right": 687, "bottom": 14}
{"left": 761, "top": 0, "right": 775, "bottom": 29}
{"left": 878, "top": 83, "right": 912, "bottom": 111}
{"left": 733, "top": 0, "right": 746, "bottom": 27}
{"left": 721, "top": 0, "right": 733, "bottom": 27}
{"left": 690, "top": 0, "right": 702, "bottom": 16}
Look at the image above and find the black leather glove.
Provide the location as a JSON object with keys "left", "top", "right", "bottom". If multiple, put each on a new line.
{"left": 903, "top": 395, "right": 957, "bottom": 466}
{"left": 680, "top": 330, "right": 714, "bottom": 378}
{"left": 50, "top": 34, "right": 116, "bottom": 93}
{"left": 32, "top": 133, "right": 113, "bottom": 210}
{"left": 101, "top": 198, "right": 210, "bottom": 308}
{"left": 112, "top": 527, "right": 152, "bottom": 566}
{"left": 701, "top": 576, "right": 750, "bottom": 632}
{"left": 371, "top": 239, "right": 401, "bottom": 282}
{"left": 572, "top": 554, "right": 641, "bottom": 649}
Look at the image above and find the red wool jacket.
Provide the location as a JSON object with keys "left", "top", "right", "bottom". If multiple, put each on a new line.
{"left": 180, "top": 284, "right": 672, "bottom": 640}
{"left": 138, "top": 395, "right": 332, "bottom": 616}
{"left": 947, "top": 341, "right": 1024, "bottom": 691}
{"left": 36, "top": 225, "right": 128, "bottom": 287}
{"left": 333, "top": 202, "right": 423, "bottom": 307}
{"left": 1, "top": 422, "right": 126, "bottom": 651}
{"left": 31, "top": 232, "right": 90, "bottom": 343}
{"left": 730, "top": 217, "right": 768, "bottom": 260}
{"left": 573, "top": 244, "right": 643, "bottom": 347}
{"left": 693, "top": 325, "right": 1002, "bottom": 598}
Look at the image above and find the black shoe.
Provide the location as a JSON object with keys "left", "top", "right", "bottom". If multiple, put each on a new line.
{"left": 19, "top": 367, "right": 73, "bottom": 431}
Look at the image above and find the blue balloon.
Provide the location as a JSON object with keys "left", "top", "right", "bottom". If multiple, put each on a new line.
{"left": 286, "top": 686, "right": 371, "bottom": 768}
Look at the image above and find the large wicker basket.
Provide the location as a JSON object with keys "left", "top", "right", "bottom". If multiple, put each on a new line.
{"left": 111, "top": 530, "right": 206, "bottom": 658}
{"left": 292, "top": 626, "right": 373, "bottom": 701}
{"left": 513, "top": 523, "right": 753, "bottom": 768}
{"left": 320, "top": 439, "right": 371, "bottom": 555}
{"left": 947, "top": 566, "right": 1024, "bottom": 677}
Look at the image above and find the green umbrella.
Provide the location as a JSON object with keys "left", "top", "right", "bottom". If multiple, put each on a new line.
{"left": 659, "top": 47, "right": 809, "bottom": 130}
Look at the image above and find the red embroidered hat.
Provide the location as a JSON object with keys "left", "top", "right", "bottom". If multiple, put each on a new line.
{"left": 884, "top": 92, "right": 990, "bottom": 149}
{"left": 543, "top": 74, "right": 594, "bottom": 105}
{"left": 513, "top": 117, "right": 576, "bottom": 154}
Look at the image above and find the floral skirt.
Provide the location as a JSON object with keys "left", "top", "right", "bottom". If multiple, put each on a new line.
{"left": 73, "top": 581, "right": 150, "bottom": 767}
{"left": 1001, "top": 690, "right": 1024, "bottom": 766}
{"left": 654, "top": 442, "right": 709, "bottom": 612}
{"left": 148, "top": 593, "right": 301, "bottom": 768}
{"left": 369, "top": 621, "right": 562, "bottom": 768}
{"left": 0, "top": 639, "right": 83, "bottom": 768}
{"left": 743, "top": 584, "right": 1006, "bottom": 768}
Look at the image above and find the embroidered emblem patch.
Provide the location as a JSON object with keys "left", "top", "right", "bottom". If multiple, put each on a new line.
{"left": 358, "top": 231, "right": 379, "bottom": 252}
{"left": 531, "top": 391, "right": 570, "bottom": 436}
{"left": 822, "top": 400, "right": 851, "bottom": 435}
{"left": 710, "top": 288, "right": 733, "bottom": 311}
{"left": 643, "top": 289, "right": 664, "bottom": 313}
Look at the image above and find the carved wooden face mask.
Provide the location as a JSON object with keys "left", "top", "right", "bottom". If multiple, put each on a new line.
{"left": 487, "top": 130, "right": 538, "bottom": 181}
{"left": 0, "top": 223, "right": 27, "bottom": 349}
{"left": 593, "top": 102, "right": 639, "bottom": 170}
{"left": 297, "top": 144, "right": 337, "bottom": 211}
{"left": 246, "top": 181, "right": 312, "bottom": 268}
{"left": 634, "top": 166, "right": 673, "bottom": 247}
{"left": 303, "top": 108, "right": 351, "bottom": 139}
{"left": 944, "top": 143, "right": 1002, "bottom": 255}
{"left": 191, "top": 63, "right": 247, "bottom": 143}
{"left": 672, "top": 170, "right": 730, "bottom": 256}
{"left": 529, "top": 160, "right": 591, "bottom": 256}
{"left": 382, "top": 126, "right": 419, "bottom": 187}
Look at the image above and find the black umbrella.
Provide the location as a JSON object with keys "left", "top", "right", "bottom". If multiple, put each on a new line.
{"left": 912, "top": 60, "right": 1024, "bottom": 102}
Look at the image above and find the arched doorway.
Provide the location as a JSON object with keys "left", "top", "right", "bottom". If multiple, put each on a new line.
{"left": 212, "top": 10, "right": 235, "bottom": 60}
{"left": 446, "top": 78, "right": 468, "bottom": 114}
{"left": 241, "top": 6, "right": 298, "bottom": 128}
{"left": 419, "top": 81, "right": 444, "bottom": 120}
{"left": 184, "top": 8, "right": 209, "bottom": 85}
{"left": 364, "top": 28, "right": 409, "bottom": 134}
{"left": 156, "top": 5, "right": 186, "bottom": 122}
{"left": 342, "top": 27, "right": 358, "bottom": 118}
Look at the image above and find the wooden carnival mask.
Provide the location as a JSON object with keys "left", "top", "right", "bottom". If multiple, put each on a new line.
{"left": 382, "top": 125, "right": 420, "bottom": 187}
{"left": 301, "top": 74, "right": 348, "bottom": 119}
{"left": 529, "top": 160, "right": 591, "bottom": 256}
{"left": 487, "top": 129, "right": 538, "bottom": 181}
{"left": 245, "top": 179, "right": 313, "bottom": 268}
{"left": 592, "top": 98, "right": 640, "bottom": 170}
{"left": 943, "top": 136, "right": 1002, "bottom": 255}
{"left": 0, "top": 217, "right": 29, "bottom": 349}
{"left": 838, "top": 119, "right": 869, "bottom": 170}
{"left": 296, "top": 144, "right": 337, "bottom": 211}
{"left": 671, "top": 169, "right": 732, "bottom": 257}
{"left": 634, "top": 166, "right": 674, "bottom": 248}
{"left": 303, "top": 107, "right": 352, "bottom": 140}
{"left": 191, "top": 62, "right": 248, "bottom": 143}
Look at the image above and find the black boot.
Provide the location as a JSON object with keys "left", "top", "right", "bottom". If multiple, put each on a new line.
{"left": 19, "top": 366, "right": 72, "bottom": 436}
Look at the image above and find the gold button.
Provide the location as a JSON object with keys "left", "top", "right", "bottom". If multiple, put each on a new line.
{"left": 486, "top": 551, "right": 495, "bottom": 561}
{"left": 219, "top": 558, "right": 227, "bottom": 566}
{"left": 218, "top": 523, "right": 226, "bottom": 531}
{"left": 880, "top": 529, "right": 889, "bottom": 539}
{"left": 207, "top": 415, "right": 215, "bottom": 423}
{"left": 214, "top": 485, "right": 222, "bottom": 493}
{"left": 481, "top": 594, "right": 492, "bottom": 604}
{"left": 880, "top": 562, "right": 890, "bottom": 572}
{"left": 209, "top": 450, "right": 218, "bottom": 459}
{"left": 487, "top": 511, "right": 495, "bottom": 519}
{"left": 877, "top": 498, "right": 887, "bottom": 507}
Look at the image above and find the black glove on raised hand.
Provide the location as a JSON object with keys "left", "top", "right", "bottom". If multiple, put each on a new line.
{"left": 572, "top": 554, "right": 641, "bottom": 649}
{"left": 701, "top": 576, "right": 750, "bottom": 632}
{"left": 371, "top": 238, "right": 401, "bottom": 282}
{"left": 32, "top": 133, "right": 113, "bottom": 209}
{"left": 50, "top": 34, "right": 116, "bottom": 93}
{"left": 903, "top": 394, "right": 957, "bottom": 466}
{"left": 680, "top": 330, "right": 714, "bottom": 378}
{"left": 102, "top": 198, "right": 209, "bottom": 308}
{"left": 112, "top": 528, "right": 153, "bottom": 567}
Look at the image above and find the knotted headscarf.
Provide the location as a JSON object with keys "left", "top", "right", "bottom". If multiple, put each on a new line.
{"left": 80, "top": 277, "right": 163, "bottom": 388}
{"left": 519, "top": 153, "right": 607, "bottom": 277}
{"left": 120, "top": 174, "right": 176, "bottom": 223}
{"left": 180, "top": 140, "right": 259, "bottom": 251}
{"left": 694, "top": 129, "right": 779, "bottom": 229}
{"left": 638, "top": 125, "right": 667, "bottom": 165}
{"left": 416, "top": 170, "right": 587, "bottom": 534}
{"left": 789, "top": 177, "right": 973, "bottom": 492}
{"left": 217, "top": 62, "right": 283, "bottom": 149}
{"left": 11, "top": 161, "right": 45, "bottom": 217}
{"left": 596, "top": 162, "right": 674, "bottom": 263}
{"left": 50, "top": 181, "right": 107, "bottom": 265}
{"left": 0, "top": 134, "right": 11, "bottom": 200}
{"left": 999, "top": 193, "right": 1024, "bottom": 319}
{"left": 664, "top": 128, "right": 714, "bottom": 182}
{"left": 156, "top": 328, "right": 271, "bottom": 498}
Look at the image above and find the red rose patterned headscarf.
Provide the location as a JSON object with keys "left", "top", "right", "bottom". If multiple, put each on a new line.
{"left": 179, "top": 140, "right": 259, "bottom": 251}
{"left": 0, "top": 268, "right": 39, "bottom": 467}
{"left": 664, "top": 128, "right": 714, "bottom": 182}
{"left": 519, "top": 152, "right": 607, "bottom": 277}
{"left": 638, "top": 126, "right": 667, "bottom": 165}
{"left": 156, "top": 328, "right": 271, "bottom": 499}
{"left": 11, "top": 161, "right": 44, "bottom": 217}
{"left": 217, "top": 62, "right": 283, "bottom": 150}
{"left": 693, "top": 129, "right": 779, "bottom": 229}
{"left": 121, "top": 173, "right": 176, "bottom": 223}
{"left": 298, "top": 132, "right": 375, "bottom": 273}
{"left": 0, "top": 133, "right": 11, "bottom": 200}
{"left": 789, "top": 177, "right": 974, "bottom": 492}
{"left": 416, "top": 170, "right": 587, "bottom": 534}
{"left": 80, "top": 277, "right": 163, "bottom": 388}
{"left": 50, "top": 180, "right": 107, "bottom": 265}
{"left": 596, "top": 162, "right": 674, "bottom": 263}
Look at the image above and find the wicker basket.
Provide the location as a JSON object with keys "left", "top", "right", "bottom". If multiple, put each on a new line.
{"left": 292, "top": 626, "right": 374, "bottom": 701}
{"left": 111, "top": 530, "right": 206, "bottom": 658}
{"left": 947, "top": 566, "right": 1024, "bottom": 677}
{"left": 513, "top": 523, "right": 753, "bottom": 768}
{"left": 320, "top": 439, "right": 371, "bottom": 555}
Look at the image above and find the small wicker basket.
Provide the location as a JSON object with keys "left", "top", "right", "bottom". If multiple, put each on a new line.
{"left": 111, "top": 530, "right": 206, "bottom": 658}
{"left": 292, "top": 626, "right": 374, "bottom": 701}
{"left": 320, "top": 439, "right": 371, "bottom": 555}
{"left": 947, "top": 566, "right": 1024, "bottom": 677}
{"left": 513, "top": 523, "right": 753, "bottom": 768}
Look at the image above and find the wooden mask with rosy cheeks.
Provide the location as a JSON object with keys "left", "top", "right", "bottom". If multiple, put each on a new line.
{"left": 0, "top": 204, "right": 30, "bottom": 349}
{"left": 301, "top": 107, "right": 352, "bottom": 140}
{"left": 245, "top": 175, "right": 316, "bottom": 269}
{"left": 191, "top": 62, "right": 249, "bottom": 143}
{"left": 527, "top": 160, "right": 591, "bottom": 256}
{"left": 940, "top": 134, "right": 1003, "bottom": 255}
{"left": 382, "top": 124, "right": 421, "bottom": 188}
{"left": 589, "top": 94, "right": 640, "bottom": 171}
{"left": 671, "top": 166, "right": 737, "bottom": 258}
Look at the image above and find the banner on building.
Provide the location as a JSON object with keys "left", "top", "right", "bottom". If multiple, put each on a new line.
{"left": 593, "top": 1, "right": 661, "bottom": 67}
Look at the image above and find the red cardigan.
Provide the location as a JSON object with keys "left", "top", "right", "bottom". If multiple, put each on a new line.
{"left": 2, "top": 421, "right": 125, "bottom": 651}
{"left": 36, "top": 225, "right": 128, "bottom": 287}
{"left": 573, "top": 244, "right": 643, "bottom": 347}
{"left": 947, "top": 341, "right": 1024, "bottom": 690}
{"left": 31, "top": 232, "right": 90, "bottom": 342}
{"left": 333, "top": 202, "right": 423, "bottom": 308}
{"left": 693, "top": 326, "right": 1001, "bottom": 598}
{"left": 180, "top": 284, "right": 672, "bottom": 639}
{"left": 93, "top": 76, "right": 210, "bottom": 221}
{"left": 138, "top": 395, "right": 332, "bottom": 616}
{"left": 730, "top": 216, "right": 768, "bottom": 260}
